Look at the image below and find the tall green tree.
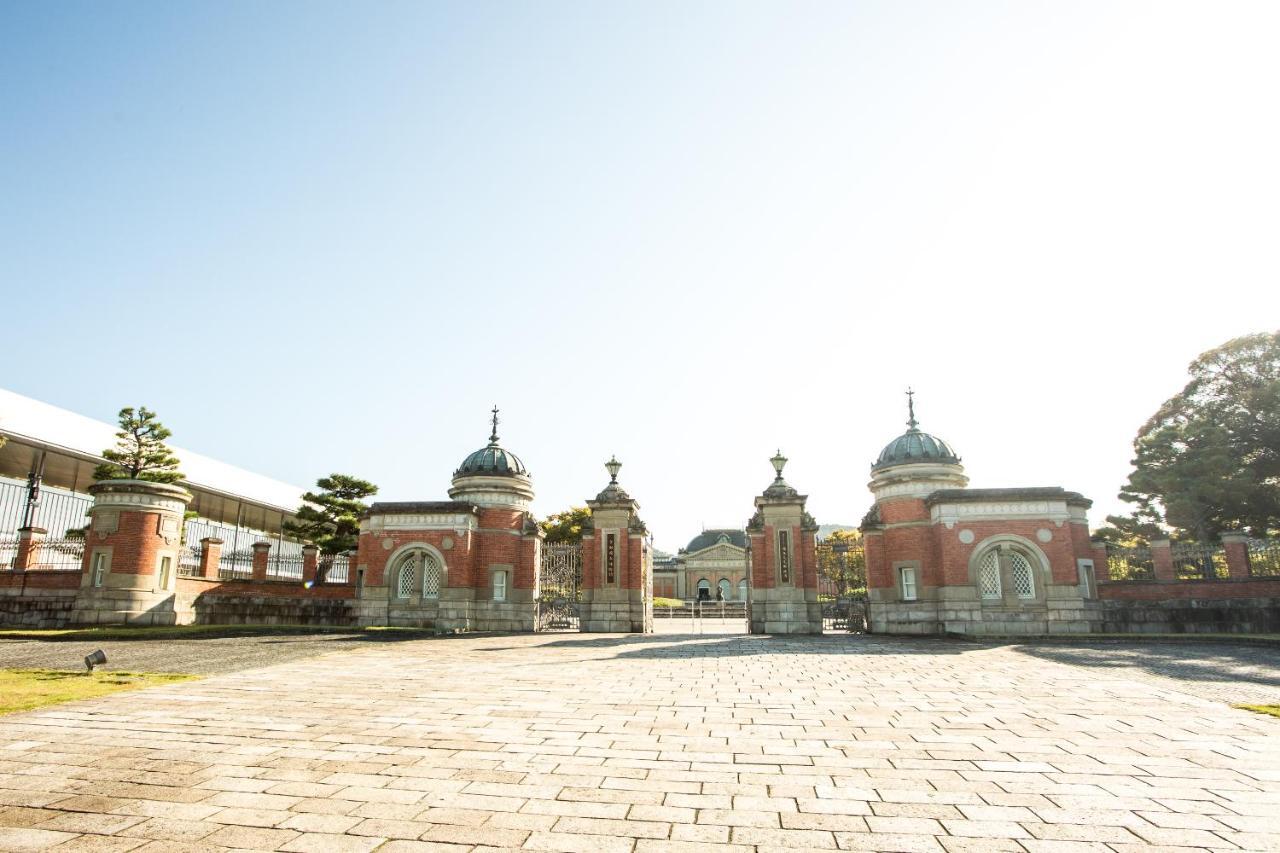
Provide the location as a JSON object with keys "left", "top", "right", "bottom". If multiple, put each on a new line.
{"left": 283, "top": 474, "right": 378, "bottom": 555}
{"left": 93, "top": 406, "right": 184, "bottom": 483}
{"left": 540, "top": 507, "right": 591, "bottom": 543}
{"left": 1115, "top": 331, "right": 1280, "bottom": 540}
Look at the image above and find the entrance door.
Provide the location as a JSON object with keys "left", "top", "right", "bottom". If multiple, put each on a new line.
{"left": 537, "top": 543, "right": 581, "bottom": 631}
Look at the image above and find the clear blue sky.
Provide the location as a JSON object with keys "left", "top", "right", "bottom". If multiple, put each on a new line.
{"left": 3, "top": 1, "right": 1278, "bottom": 551}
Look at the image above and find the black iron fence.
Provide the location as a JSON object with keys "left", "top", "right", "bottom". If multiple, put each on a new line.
{"left": 1172, "top": 542, "right": 1228, "bottom": 580}
{"left": 1249, "top": 539, "right": 1280, "bottom": 578}
{"left": 1106, "top": 545, "right": 1155, "bottom": 581}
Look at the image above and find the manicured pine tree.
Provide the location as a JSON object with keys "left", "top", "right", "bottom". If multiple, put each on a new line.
{"left": 93, "top": 406, "right": 184, "bottom": 484}
{"left": 284, "top": 474, "right": 378, "bottom": 555}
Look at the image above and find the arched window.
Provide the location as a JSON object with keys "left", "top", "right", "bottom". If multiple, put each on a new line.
{"left": 717, "top": 578, "right": 731, "bottom": 600}
{"left": 697, "top": 578, "right": 710, "bottom": 600}
{"left": 393, "top": 549, "right": 444, "bottom": 600}
{"left": 737, "top": 579, "right": 748, "bottom": 601}
{"left": 976, "top": 546, "right": 1036, "bottom": 601}
{"left": 396, "top": 553, "right": 418, "bottom": 599}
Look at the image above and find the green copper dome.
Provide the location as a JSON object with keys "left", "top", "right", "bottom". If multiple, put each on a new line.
{"left": 872, "top": 392, "right": 960, "bottom": 471}
{"left": 454, "top": 407, "right": 529, "bottom": 478}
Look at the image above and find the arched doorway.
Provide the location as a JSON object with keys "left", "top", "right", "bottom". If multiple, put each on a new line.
{"left": 717, "top": 578, "right": 731, "bottom": 601}
{"left": 696, "top": 578, "right": 710, "bottom": 601}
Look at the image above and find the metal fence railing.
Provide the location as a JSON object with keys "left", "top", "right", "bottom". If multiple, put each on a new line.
{"left": 0, "top": 538, "right": 18, "bottom": 570}
{"left": 1106, "top": 546, "right": 1155, "bottom": 581}
{"left": 0, "top": 536, "right": 84, "bottom": 571}
{"left": 218, "top": 549, "right": 255, "bottom": 580}
{"left": 1172, "top": 542, "right": 1228, "bottom": 581}
{"left": 0, "top": 477, "right": 93, "bottom": 538}
{"left": 177, "top": 544, "right": 203, "bottom": 577}
{"left": 268, "top": 554, "right": 304, "bottom": 581}
{"left": 1248, "top": 538, "right": 1280, "bottom": 578}
{"left": 320, "top": 553, "right": 350, "bottom": 584}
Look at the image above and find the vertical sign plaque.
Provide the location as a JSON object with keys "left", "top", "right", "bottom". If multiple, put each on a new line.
{"left": 606, "top": 533, "right": 617, "bottom": 585}
{"left": 778, "top": 530, "right": 791, "bottom": 583}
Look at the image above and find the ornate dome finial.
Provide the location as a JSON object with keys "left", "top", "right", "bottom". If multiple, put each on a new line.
{"left": 906, "top": 387, "right": 918, "bottom": 430}
{"left": 489, "top": 405, "right": 500, "bottom": 445}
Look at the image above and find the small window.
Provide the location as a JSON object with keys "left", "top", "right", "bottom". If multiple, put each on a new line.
{"left": 900, "top": 567, "right": 917, "bottom": 601}
{"left": 158, "top": 556, "right": 172, "bottom": 590}
{"left": 92, "top": 553, "right": 107, "bottom": 587}
{"left": 493, "top": 570, "right": 507, "bottom": 602}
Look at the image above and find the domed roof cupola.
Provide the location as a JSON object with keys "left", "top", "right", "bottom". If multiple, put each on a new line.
{"left": 868, "top": 390, "right": 968, "bottom": 501}
{"left": 454, "top": 407, "right": 529, "bottom": 477}
{"left": 872, "top": 389, "right": 961, "bottom": 471}
{"left": 448, "top": 407, "right": 535, "bottom": 510}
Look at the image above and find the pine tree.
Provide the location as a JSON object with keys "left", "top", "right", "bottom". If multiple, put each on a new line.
{"left": 283, "top": 474, "right": 378, "bottom": 555}
{"left": 93, "top": 407, "right": 184, "bottom": 484}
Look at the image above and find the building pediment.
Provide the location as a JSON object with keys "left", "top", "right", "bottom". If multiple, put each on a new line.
{"left": 684, "top": 542, "right": 746, "bottom": 566}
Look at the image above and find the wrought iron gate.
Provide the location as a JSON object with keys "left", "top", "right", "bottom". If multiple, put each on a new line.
{"left": 538, "top": 542, "right": 582, "bottom": 631}
{"left": 816, "top": 536, "right": 868, "bottom": 632}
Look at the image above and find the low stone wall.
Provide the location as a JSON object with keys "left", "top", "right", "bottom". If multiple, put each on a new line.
{"left": 0, "top": 571, "right": 82, "bottom": 628}
{"left": 1095, "top": 596, "right": 1280, "bottom": 634}
{"left": 190, "top": 592, "right": 355, "bottom": 626}
{"left": 0, "top": 585, "right": 78, "bottom": 628}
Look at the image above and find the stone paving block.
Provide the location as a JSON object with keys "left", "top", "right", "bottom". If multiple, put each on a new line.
{"left": 279, "top": 831, "right": 385, "bottom": 852}
{"left": 0, "top": 633, "right": 1278, "bottom": 852}
{"left": 200, "top": 822, "right": 299, "bottom": 849}
{"left": 0, "top": 825, "right": 80, "bottom": 851}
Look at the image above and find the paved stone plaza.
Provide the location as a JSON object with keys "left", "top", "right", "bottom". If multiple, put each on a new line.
{"left": 1, "top": 634, "right": 1279, "bottom": 852}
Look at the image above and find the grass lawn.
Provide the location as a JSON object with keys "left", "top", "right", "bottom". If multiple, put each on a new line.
{"left": 653, "top": 597, "right": 683, "bottom": 608}
{"left": 1235, "top": 704, "right": 1280, "bottom": 719}
{"left": 0, "top": 669, "right": 197, "bottom": 715}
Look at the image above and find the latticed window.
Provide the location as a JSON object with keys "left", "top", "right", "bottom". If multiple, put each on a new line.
{"left": 422, "top": 553, "right": 442, "bottom": 598}
{"left": 396, "top": 554, "right": 417, "bottom": 599}
{"left": 1010, "top": 551, "right": 1034, "bottom": 599}
{"left": 978, "top": 550, "right": 1001, "bottom": 599}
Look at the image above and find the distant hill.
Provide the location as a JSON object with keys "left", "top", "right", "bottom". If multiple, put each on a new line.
{"left": 818, "top": 523, "right": 858, "bottom": 537}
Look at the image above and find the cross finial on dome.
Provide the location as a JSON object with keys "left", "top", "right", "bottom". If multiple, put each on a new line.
{"left": 906, "top": 387, "right": 918, "bottom": 429}
{"left": 489, "top": 405, "right": 500, "bottom": 444}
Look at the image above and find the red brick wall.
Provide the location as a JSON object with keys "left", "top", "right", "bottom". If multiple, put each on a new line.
{"left": 83, "top": 509, "right": 173, "bottom": 578}
{"left": 176, "top": 577, "right": 354, "bottom": 598}
{"left": 864, "top": 531, "right": 889, "bottom": 589}
{"left": 1100, "top": 579, "right": 1280, "bottom": 600}
{"left": 581, "top": 535, "right": 597, "bottom": 590}
{"left": 0, "top": 571, "right": 80, "bottom": 590}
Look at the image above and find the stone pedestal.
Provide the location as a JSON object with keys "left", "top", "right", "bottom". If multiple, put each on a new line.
{"left": 69, "top": 480, "right": 193, "bottom": 626}
{"left": 580, "top": 462, "right": 652, "bottom": 633}
{"left": 747, "top": 453, "right": 822, "bottom": 635}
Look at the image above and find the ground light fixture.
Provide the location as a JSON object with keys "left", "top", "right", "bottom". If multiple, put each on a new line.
{"left": 84, "top": 649, "right": 107, "bottom": 672}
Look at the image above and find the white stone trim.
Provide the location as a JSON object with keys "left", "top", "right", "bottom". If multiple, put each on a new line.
{"left": 365, "top": 513, "right": 477, "bottom": 534}
{"left": 931, "top": 500, "right": 1073, "bottom": 529}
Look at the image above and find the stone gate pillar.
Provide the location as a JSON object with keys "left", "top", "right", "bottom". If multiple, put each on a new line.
{"left": 70, "top": 479, "right": 193, "bottom": 625}
{"left": 580, "top": 457, "right": 652, "bottom": 633}
{"left": 747, "top": 451, "right": 822, "bottom": 634}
